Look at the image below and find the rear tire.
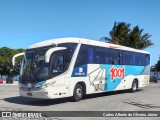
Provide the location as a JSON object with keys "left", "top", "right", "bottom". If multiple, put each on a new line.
{"left": 71, "top": 84, "right": 83, "bottom": 102}
{"left": 131, "top": 80, "right": 138, "bottom": 92}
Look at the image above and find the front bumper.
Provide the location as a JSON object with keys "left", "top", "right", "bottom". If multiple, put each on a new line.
{"left": 19, "top": 87, "right": 51, "bottom": 99}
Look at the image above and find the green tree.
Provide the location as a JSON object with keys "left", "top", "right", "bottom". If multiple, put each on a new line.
{"left": 109, "top": 22, "right": 130, "bottom": 45}
{"left": 0, "top": 47, "right": 25, "bottom": 76}
{"left": 101, "top": 22, "right": 154, "bottom": 49}
{"left": 100, "top": 22, "right": 130, "bottom": 44}
{"left": 154, "top": 60, "right": 160, "bottom": 72}
{"left": 128, "top": 26, "right": 154, "bottom": 49}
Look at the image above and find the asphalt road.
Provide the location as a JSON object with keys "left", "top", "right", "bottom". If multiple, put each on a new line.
{"left": 0, "top": 82, "right": 160, "bottom": 120}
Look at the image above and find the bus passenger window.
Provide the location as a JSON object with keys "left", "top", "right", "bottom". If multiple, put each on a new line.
{"left": 75, "top": 45, "right": 88, "bottom": 67}
{"left": 88, "top": 48, "right": 94, "bottom": 63}
{"left": 123, "top": 51, "right": 133, "bottom": 65}
{"left": 141, "top": 54, "right": 150, "bottom": 66}
{"left": 94, "top": 47, "right": 108, "bottom": 64}
{"left": 109, "top": 49, "right": 120, "bottom": 64}
{"left": 133, "top": 53, "right": 141, "bottom": 66}
{"left": 145, "top": 54, "right": 150, "bottom": 65}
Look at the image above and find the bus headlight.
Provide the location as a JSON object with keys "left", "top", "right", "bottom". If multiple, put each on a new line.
{"left": 39, "top": 81, "right": 56, "bottom": 89}
{"left": 19, "top": 81, "right": 56, "bottom": 91}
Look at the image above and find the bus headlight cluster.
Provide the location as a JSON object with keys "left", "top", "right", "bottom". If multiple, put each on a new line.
{"left": 38, "top": 81, "right": 56, "bottom": 89}
{"left": 19, "top": 81, "right": 56, "bottom": 90}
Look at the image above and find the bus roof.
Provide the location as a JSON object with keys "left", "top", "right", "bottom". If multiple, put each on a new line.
{"left": 28, "top": 37, "right": 150, "bottom": 54}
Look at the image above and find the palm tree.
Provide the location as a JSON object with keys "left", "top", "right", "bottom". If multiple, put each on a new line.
{"left": 109, "top": 22, "right": 131, "bottom": 45}
{"left": 128, "top": 26, "right": 154, "bottom": 49}
{"left": 100, "top": 22, "right": 154, "bottom": 50}
{"left": 100, "top": 22, "right": 131, "bottom": 45}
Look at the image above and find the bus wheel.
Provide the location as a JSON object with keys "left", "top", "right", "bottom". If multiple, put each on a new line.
{"left": 131, "top": 80, "right": 138, "bottom": 92}
{"left": 72, "top": 84, "right": 83, "bottom": 102}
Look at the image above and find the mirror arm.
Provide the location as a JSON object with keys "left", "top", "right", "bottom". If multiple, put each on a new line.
{"left": 12, "top": 52, "right": 25, "bottom": 67}
{"left": 45, "top": 47, "right": 66, "bottom": 63}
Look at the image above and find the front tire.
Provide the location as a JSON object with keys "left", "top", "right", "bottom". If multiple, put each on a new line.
{"left": 131, "top": 80, "right": 138, "bottom": 92}
{"left": 71, "top": 84, "right": 83, "bottom": 102}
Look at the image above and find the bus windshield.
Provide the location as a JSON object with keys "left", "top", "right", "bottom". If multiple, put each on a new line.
{"left": 20, "top": 43, "right": 77, "bottom": 83}
{"left": 21, "top": 47, "right": 51, "bottom": 82}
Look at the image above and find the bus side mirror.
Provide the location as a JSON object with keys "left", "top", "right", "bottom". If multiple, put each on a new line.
{"left": 12, "top": 53, "right": 25, "bottom": 67}
{"left": 45, "top": 47, "right": 66, "bottom": 63}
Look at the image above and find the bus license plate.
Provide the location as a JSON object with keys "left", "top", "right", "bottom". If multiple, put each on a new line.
{"left": 27, "top": 93, "right": 32, "bottom": 96}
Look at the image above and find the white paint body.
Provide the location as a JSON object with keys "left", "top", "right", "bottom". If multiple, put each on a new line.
{"left": 17, "top": 38, "right": 150, "bottom": 99}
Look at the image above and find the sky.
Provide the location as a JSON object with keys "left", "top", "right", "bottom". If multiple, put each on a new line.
{"left": 0, "top": 0, "right": 160, "bottom": 65}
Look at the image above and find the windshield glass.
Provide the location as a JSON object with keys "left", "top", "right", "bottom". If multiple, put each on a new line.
{"left": 21, "top": 46, "right": 52, "bottom": 83}
{"left": 20, "top": 43, "right": 77, "bottom": 83}
{"left": 51, "top": 54, "right": 64, "bottom": 73}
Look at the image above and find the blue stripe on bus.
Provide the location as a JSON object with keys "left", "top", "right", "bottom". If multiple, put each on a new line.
{"left": 36, "top": 81, "right": 46, "bottom": 86}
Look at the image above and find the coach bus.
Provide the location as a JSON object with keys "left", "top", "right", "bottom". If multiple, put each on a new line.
{"left": 12, "top": 38, "right": 150, "bottom": 102}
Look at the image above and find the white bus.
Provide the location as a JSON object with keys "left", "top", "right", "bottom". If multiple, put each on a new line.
{"left": 12, "top": 37, "right": 150, "bottom": 102}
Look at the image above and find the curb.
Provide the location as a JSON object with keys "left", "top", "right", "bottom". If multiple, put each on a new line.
{"left": 0, "top": 83, "right": 18, "bottom": 86}
{"left": 0, "top": 81, "right": 18, "bottom": 85}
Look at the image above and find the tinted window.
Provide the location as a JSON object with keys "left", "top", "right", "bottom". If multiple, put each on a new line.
{"left": 75, "top": 44, "right": 150, "bottom": 66}
{"left": 141, "top": 54, "right": 146, "bottom": 66}
{"left": 145, "top": 54, "right": 150, "bottom": 65}
{"left": 94, "top": 47, "right": 109, "bottom": 64}
{"left": 132, "top": 52, "right": 150, "bottom": 66}
{"left": 75, "top": 45, "right": 109, "bottom": 67}
{"left": 51, "top": 55, "right": 64, "bottom": 73}
{"left": 123, "top": 51, "right": 133, "bottom": 65}
{"left": 141, "top": 53, "right": 150, "bottom": 66}
{"left": 88, "top": 47, "right": 94, "bottom": 63}
{"left": 109, "top": 49, "right": 121, "bottom": 64}
{"left": 119, "top": 50, "right": 123, "bottom": 65}
{"left": 59, "top": 43, "right": 77, "bottom": 69}
{"left": 75, "top": 45, "right": 88, "bottom": 67}
{"left": 133, "top": 53, "right": 140, "bottom": 65}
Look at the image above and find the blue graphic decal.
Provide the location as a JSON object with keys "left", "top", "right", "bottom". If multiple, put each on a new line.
{"left": 72, "top": 64, "right": 145, "bottom": 91}
{"left": 100, "top": 65, "right": 145, "bottom": 92}
{"left": 72, "top": 65, "right": 87, "bottom": 77}
{"left": 36, "top": 81, "right": 46, "bottom": 86}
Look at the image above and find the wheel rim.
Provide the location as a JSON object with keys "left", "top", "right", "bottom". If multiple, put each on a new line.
{"left": 76, "top": 88, "right": 82, "bottom": 98}
{"left": 133, "top": 82, "right": 137, "bottom": 91}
